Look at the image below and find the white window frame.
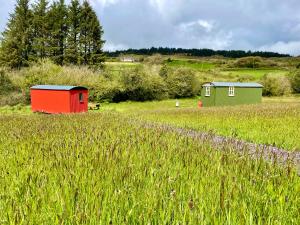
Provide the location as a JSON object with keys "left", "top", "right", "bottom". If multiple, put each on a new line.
{"left": 228, "top": 86, "right": 235, "bottom": 97}
{"left": 205, "top": 86, "right": 211, "bottom": 97}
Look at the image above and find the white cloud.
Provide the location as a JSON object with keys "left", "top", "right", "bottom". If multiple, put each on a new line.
{"left": 104, "top": 41, "right": 128, "bottom": 51}
{"left": 149, "top": 0, "right": 184, "bottom": 21}
{"left": 179, "top": 20, "right": 215, "bottom": 33}
{"left": 91, "top": 0, "right": 121, "bottom": 8}
{"left": 258, "top": 41, "right": 300, "bottom": 56}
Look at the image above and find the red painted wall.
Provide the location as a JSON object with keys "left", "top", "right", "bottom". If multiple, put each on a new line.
{"left": 70, "top": 90, "right": 88, "bottom": 113}
{"left": 31, "top": 89, "right": 88, "bottom": 114}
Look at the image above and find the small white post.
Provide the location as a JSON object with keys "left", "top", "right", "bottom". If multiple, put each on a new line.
{"left": 176, "top": 100, "right": 180, "bottom": 108}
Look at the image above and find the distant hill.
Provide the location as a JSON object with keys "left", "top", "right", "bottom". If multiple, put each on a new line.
{"left": 106, "top": 47, "right": 290, "bottom": 58}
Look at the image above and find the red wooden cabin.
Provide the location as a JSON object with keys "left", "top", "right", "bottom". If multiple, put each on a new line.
{"left": 31, "top": 85, "right": 88, "bottom": 114}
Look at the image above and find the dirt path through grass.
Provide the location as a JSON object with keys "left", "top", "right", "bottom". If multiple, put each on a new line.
{"left": 138, "top": 121, "right": 300, "bottom": 167}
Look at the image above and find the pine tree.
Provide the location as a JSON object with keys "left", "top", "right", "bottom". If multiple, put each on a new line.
{"left": 89, "top": 10, "right": 105, "bottom": 66}
{"left": 79, "top": 0, "right": 105, "bottom": 66}
{"left": 48, "top": 0, "right": 68, "bottom": 65}
{"left": 65, "top": 0, "right": 81, "bottom": 64}
{"left": 31, "top": 0, "right": 49, "bottom": 60}
{"left": 0, "top": 0, "right": 33, "bottom": 68}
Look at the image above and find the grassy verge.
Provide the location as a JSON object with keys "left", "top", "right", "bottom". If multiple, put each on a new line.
{"left": 0, "top": 113, "right": 299, "bottom": 224}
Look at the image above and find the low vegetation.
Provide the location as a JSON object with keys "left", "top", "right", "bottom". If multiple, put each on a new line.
{"left": 1, "top": 55, "right": 300, "bottom": 107}
{"left": 137, "top": 103, "right": 300, "bottom": 151}
{"left": 0, "top": 113, "right": 299, "bottom": 224}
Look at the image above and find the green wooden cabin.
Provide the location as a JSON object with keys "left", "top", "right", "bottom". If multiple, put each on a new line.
{"left": 201, "top": 82, "right": 263, "bottom": 107}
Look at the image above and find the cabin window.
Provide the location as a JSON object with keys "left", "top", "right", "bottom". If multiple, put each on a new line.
{"left": 79, "top": 93, "right": 84, "bottom": 102}
{"left": 228, "top": 86, "right": 235, "bottom": 96}
{"left": 205, "top": 86, "right": 211, "bottom": 96}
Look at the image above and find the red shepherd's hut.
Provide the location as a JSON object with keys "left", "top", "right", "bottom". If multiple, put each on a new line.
{"left": 30, "top": 85, "right": 88, "bottom": 114}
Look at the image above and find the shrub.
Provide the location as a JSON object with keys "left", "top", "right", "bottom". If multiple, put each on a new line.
{"left": 166, "top": 68, "right": 201, "bottom": 98}
{"left": 0, "top": 70, "right": 15, "bottom": 95}
{"left": 289, "top": 70, "right": 300, "bottom": 93}
{"left": 234, "top": 57, "right": 263, "bottom": 68}
{"left": 0, "top": 92, "right": 26, "bottom": 106}
{"left": 261, "top": 74, "right": 292, "bottom": 96}
{"left": 144, "top": 54, "right": 164, "bottom": 65}
{"left": 115, "top": 66, "right": 167, "bottom": 102}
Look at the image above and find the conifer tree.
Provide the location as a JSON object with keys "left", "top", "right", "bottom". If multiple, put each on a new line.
{"left": 65, "top": 0, "right": 81, "bottom": 64}
{"left": 31, "top": 0, "right": 49, "bottom": 60}
{"left": 0, "top": 0, "right": 33, "bottom": 68}
{"left": 48, "top": 0, "right": 68, "bottom": 65}
{"left": 89, "top": 10, "right": 105, "bottom": 66}
{"left": 79, "top": 0, "right": 105, "bottom": 66}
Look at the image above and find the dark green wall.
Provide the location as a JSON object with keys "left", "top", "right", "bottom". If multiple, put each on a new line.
{"left": 202, "top": 87, "right": 262, "bottom": 107}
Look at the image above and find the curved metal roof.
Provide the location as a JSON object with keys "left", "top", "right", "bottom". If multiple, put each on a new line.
{"left": 31, "top": 85, "right": 88, "bottom": 91}
{"left": 202, "top": 82, "right": 263, "bottom": 88}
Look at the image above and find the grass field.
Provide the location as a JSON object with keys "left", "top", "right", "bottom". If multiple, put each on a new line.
{"left": 1, "top": 97, "right": 300, "bottom": 151}
{"left": 0, "top": 113, "right": 299, "bottom": 224}
{"left": 139, "top": 103, "right": 300, "bottom": 151}
{"left": 167, "top": 59, "right": 216, "bottom": 71}
{"left": 221, "top": 68, "right": 289, "bottom": 79}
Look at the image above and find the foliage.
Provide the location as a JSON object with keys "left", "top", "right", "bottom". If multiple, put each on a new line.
{"left": 31, "top": 0, "right": 49, "bottom": 60}
{"left": 64, "top": 0, "right": 81, "bottom": 65}
{"left": 0, "top": 0, "right": 104, "bottom": 68}
{"left": 261, "top": 74, "right": 292, "bottom": 96}
{"left": 234, "top": 57, "right": 264, "bottom": 68}
{"left": 144, "top": 54, "right": 164, "bottom": 65}
{"left": 115, "top": 66, "right": 167, "bottom": 101}
{"left": 0, "top": 70, "right": 15, "bottom": 95}
{"left": 289, "top": 69, "right": 300, "bottom": 93}
{"left": 0, "top": 0, "right": 33, "bottom": 68}
{"left": 107, "top": 47, "right": 290, "bottom": 58}
{"left": 166, "top": 68, "right": 201, "bottom": 98}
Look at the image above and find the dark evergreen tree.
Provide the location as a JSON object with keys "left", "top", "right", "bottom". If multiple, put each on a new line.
{"left": 65, "top": 0, "right": 81, "bottom": 64}
{"left": 31, "top": 0, "right": 49, "bottom": 60}
{"left": 89, "top": 10, "right": 105, "bottom": 66}
{"left": 79, "top": 0, "right": 105, "bottom": 66}
{"left": 48, "top": 0, "right": 68, "bottom": 65}
{"left": 0, "top": 0, "right": 33, "bottom": 68}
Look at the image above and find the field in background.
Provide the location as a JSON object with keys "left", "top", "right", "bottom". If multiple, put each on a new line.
{"left": 2, "top": 96, "right": 299, "bottom": 151}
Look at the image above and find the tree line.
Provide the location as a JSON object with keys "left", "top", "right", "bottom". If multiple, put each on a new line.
{"left": 0, "top": 0, "right": 105, "bottom": 69}
{"left": 107, "top": 47, "right": 290, "bottom": 58}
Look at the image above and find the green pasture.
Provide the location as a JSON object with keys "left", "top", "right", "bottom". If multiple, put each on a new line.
{"left": 166, "top": 59, "right": 216, "bottom": 71}
{"left": 221, "top": 68, "right": 289, "bottom": 79}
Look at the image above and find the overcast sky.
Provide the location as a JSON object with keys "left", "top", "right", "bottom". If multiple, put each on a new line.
{"left": 1, "top": 0, "right": 300, "bottom": 55}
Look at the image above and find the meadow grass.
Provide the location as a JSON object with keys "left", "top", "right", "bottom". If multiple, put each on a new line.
{"left": 167, "top": 60, "right": 216, "bottom": 71}
{"left": 0, "top": 113, "right": 299, "bottom": 224}
{"left": 137, "top": 103, "right": 300, "bottom": 151}
{"left": 220, "top": 68, "right": 289, "bottom": 78}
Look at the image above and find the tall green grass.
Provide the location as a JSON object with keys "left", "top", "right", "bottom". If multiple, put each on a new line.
{"left": 138, "top": 103, "right": 300, "bottom": 151}
{"left": 0, "top": 113, "right": 299, "bottom": 224}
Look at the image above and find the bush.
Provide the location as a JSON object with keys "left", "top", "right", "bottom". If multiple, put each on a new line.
{"left": 261, "top": 74, "right": 292, "bottom": 96}
{"left": 114, "top": 66, "right": 167, "bottom": 102}
{"left": 289, "top": 70, "right": 300, "bottom": 93}
{"left": 0, "top": 70, "right": 15, "bottom": 95}
{"left": 234, "top": 57, "right": 263, "bottom": 68}
{"left": 166, "top": 68, "right": 201, "bottom": 98}
{"left": 144, "top": 54, "right": 164, "bottom": 65}
{"left": 0, "top": 92, "right": 26, "bottom": 106}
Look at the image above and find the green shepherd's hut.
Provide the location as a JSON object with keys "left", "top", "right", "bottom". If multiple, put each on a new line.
{"left": 201, "top": 82, "right": 263, "bottom": 107}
